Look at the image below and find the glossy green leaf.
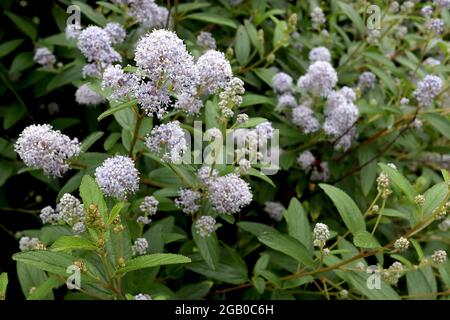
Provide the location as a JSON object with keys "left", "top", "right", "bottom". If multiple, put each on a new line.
{"left": 319, "top": 184, "right": 366, "bottom": 235}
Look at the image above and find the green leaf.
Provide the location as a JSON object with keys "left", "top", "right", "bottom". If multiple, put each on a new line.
{"left": 252, "top": 276, "right": 266, "bottom": 294}
{"left": 367, "top": 65, "right": 396, "bottom": 93}
{"left": 0, "top": 273, "right": 8, "bottom": 300}
{"left": 96, "top": 1, "right": 123, "bottom": 14}
{"left": 423, "top": 182, "right": 448, "bottom": 218}
{"left": 40, "top": 226, "right": 73, "bottom": 245}
{"left": 272, "top": 20, "right": 288, "bottom": 47}
{"left": 51, "top": 117, "right": 80, "bottom": 131}
{"left": 192, "top": 223, "right": 220, "bottom": 270}
{"left": 422, "top": 113, "right": 450, "bottom": 140}
{"left": 253, "top": 68, "right": 276, "bottom": 86}
{"left": 27, "top": 276, "right": 61, "bottom": 300}
{"left": 115, "top": 254, "right": 191, "bottom": 275}
{"left": 3, "top": 103, "right": 27, "bottom": 130}
{"left": 237, "top": 221, "right": 277, "bottom": 237}
{"left": 57, "top": 171, "right": 85, "bottom": 201}
{"left": 46, "top": 63, "right": 83, "bottom": 92}
{"left": 282, "top": 276, "right": 314, "bottom": 289}
{"left": 347, "top": 271, "right": 400, "bottom": 300}
{"left": 184, "top": 13, "right": 237, "bottom": 28}
{"left": 244, "top": 19, "right": 259, "bottom": 49}
{"left": 0, "top": 161, "right": 14, "bottom": 187}
{"left": 235, "top": 25, "right": 251, "bottom": 65}
{"left": 16, "top": 262, "right": 52, "bottom": 299}
{"left": 0, "top": 39, "right": 24, "bottom": 59}
{"left": 177, "top": 3, "right": 211, "bottom": 15}
{"left": 241, "top": 94, "right": 276, "bottom": 107}
{"left": 353, "top": 231, "right": 380, "bottom": 249}
{"left": 103, "top": 132, "right": 121, "bottom": 151}
{"left": 107, "top": 202, "right": 125, "bottom": 225}
{"left": 410, "top": 239, "right": 425, "bottom": 261}
{"left": 442, "top": 169, "right": 450, "bottom": 184}
{"left": 176, "top": 281, "right": 213, "bottom": 300}
{"left": 378, "top": 163, "right": 416, "bottom": 202}
{"left": 358, "top": 146, "right": 377, "bottom": 196}
{"left": 187, "top": 246, "right": 248, "bottom": 285}
{"left": 258, "top": 232, "right": 314, "bottom": 267}
{"left": 9, "top": 52, "right": 34, "bottom": 74}
{"left": 5, "top": 11, "right": 37, "bottom": 39}
{"left": 72, "top": 1, "right": 106, "bottom": 26}
{"left": 319, "top": 184, "right": 366, "bottom": 235}
{"left": 406, "top": 266, "right": 437, "bottom": 300}
{"left": 438, "top": 261, "right": 450, "bottom": 290}
{"left": 247, "top": 167, "right": 275, "bottom": 188}
{"left": 13, "top": 251, "right": 77, "bottom": 276}
{"left": 284, "top": 198, "right": 312, "bottom": 250}
{"left": 79, "top": 175, "right": 107, "bottom": 218}
{"left": 204, "top": 100, "right": 219, "bottom": 130}
{"left": 98, "top": 100, "right": 136, "bottom": 121}
{"left": 50, "top": 236, "right": 97, "bottom": 252}
{"left": 337, "top": 2, "right": 365, "bottom": 34}
{"left": 80, "top": 131, "right": 104, "bottom": 153}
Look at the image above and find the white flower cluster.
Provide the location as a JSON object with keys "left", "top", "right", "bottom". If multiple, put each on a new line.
{"left": 195, "top": 216, "right": 217, "bottom": 237}
{"left": 134, "top": 293, "right": 152, "bottom": 300}
{"left": 311, "top": 7, "right": 326, "bottom": 30}
{"left": 434, "top": 0, "right": 450, "bottom": 8}
{"left": 381, "top": 262, "right": 403, "bottom": 286}
{"left": 58, "top": 193, "right": 85, "bottom": 232}
{"left": 197, "top": 166, "right": 218, "bottom": 186}
{"left": 82, "top": 63, "right": 101, "bottom": 79}
{"left": 196, "top": 50, "right": 232, "bottom": 95}
{"left": 323, "top": 87, "right": 358, "bottom": 151}
{"left": 145, "top": 121, "right": 187, "bottom": 163}
{"left": 135, "top": 30, "right": 196, "bottom": 116}
{"left": 311, "top": 162, "right": 330, "bottom": 182}
{"left": 255, "top": 122, "right": 275, "bottom": 141}
{"left": 40, "top": 206, "right": 60, "bottom": 224}
{"left": 313, "top": 223, "right": 330, "bottom": 248}
{"left": 95, "top": 155, "right": 140, "bottom": 199}
{"left": 394, "top": 237, "right": 410, "bottom": 251}
{"left": 139, "top": 196, "right": 159, "bottom": 216}
{"left": 103, "top": 22, "right": 126, "bottom": 45}
{"left": 272, "top": 72, "right": 293, "bottom": 94}
{"left": 207, "top": 174, "right": 252, "bottom": 214}
{"left": 308, "top": 47, "right": 331, "bottom": 63}
{"left": 277, "top": 93, "right": 297, "bottom": 110}
{"left": 39, "top": 194, "right": 85, "bottom": 233}
{"left": 426, "top": 18, "right": 445, "bottom": 35}
{"left": 75, "top": 84, "right": 104, "bottom": 106}
{"left": 218, "top": 77, "right": 245, "bottom": 118}
{"left": 175, "top": 189, "right": 201, "bottom": 215}
{"left": 357, "top": 71, "right": 376, "bottom": 92}
{"left": 196, "top": 31, "right": 216, "bottom": 49}
{"left": 66, "top": 23, "right": 82, "bottom": 40}
{"left": 421, "top": 6, "right": 433, "bottom": 17}
{"left": 33, "top": 47, "right": 56, "bottom": 68}
{"left": 431, "top": 250, "right": 447, "bottom": 264}
{"left": 128, "top": 0, "right": 168, "bottom": 29}
{"left": 292, "top": 102, "right": 321, "bottom": 134}
{"left": 413, "top": 75, "right": 442, "bottom": 108}
{"left": 77, "top": 26, "right": 122, "bottom": 67}
{"left": 297, "top": 150, "right": 316, "bottom": 172}
{"left": 15, "top": 124, "right": 81, "bottom": 177}
{"left": 264, "top": 201, "right": 285, "bottom": 222}
{"left": 298, "top": 61, "right": 337, "bottom": 97}
{"left": 19, "top": 236, "right": 44, "bottom": 251}
{"left": 132, "top": 238, "right": 148, "bottom": 256}
{"left": 101, "top": 30, "right": 235, "bottom": 118}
